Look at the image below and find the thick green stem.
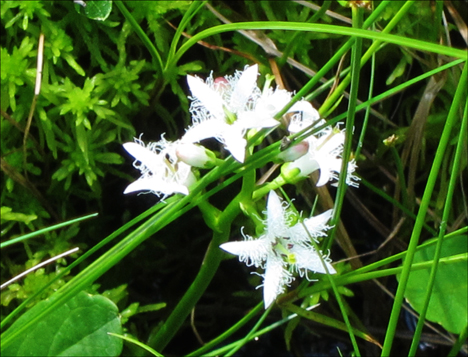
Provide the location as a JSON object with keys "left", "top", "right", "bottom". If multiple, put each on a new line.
{"left": 149, "top": 196, "right": 243, "bottom": 352}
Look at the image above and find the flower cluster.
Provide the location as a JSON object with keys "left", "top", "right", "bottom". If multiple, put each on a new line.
{"left": 123, "top": 64, "right": 284, "bottom": 196}
{"left": 122, "top": 65, "right": 359, "bottom": 308}
{"left": 220, "top": 191, "right": 335, "bottom": 308}
{"left": 123, "top": 64, "right": 350, "bottom": 197}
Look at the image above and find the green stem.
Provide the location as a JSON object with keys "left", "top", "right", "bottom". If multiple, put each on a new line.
{"left": 354, "top": 44, "right": 374, "bottom": 160}
{"left": 381, "top": 61, "right": 468, "bottom": 356}
{"left": 324, "top": 6, "right": 363, "bottom": 356}
{"left": 297, "top": 252, "right": 468, "bottom": 300}
{"left": 207, "top": 304, "right": 314, "bottom": 355}
{"left": 186, "top": 302, "right": 263, "bottom": 356}
{"left": 276, "top": 0, "right": 392, "bottom": 118}
{"left": 326, "top": 4, "right": 363, "bottom": 250}
{"left": 448, "top": 324, "right": 468, "bottom": 357}
{"left": 225, "top": 306, "right": 272, "bottom": 356}
{"left": 149, "top": 196, "right": 242, "bottom": 352}
{"left": 408, "top": 91, "right": 468, "bottom": 356}
{"left": 114, "top": 1, "right": 164, "bottom": 78}
{"left": 330, "top": 59, "right": 465, "bottom": 123}
{"left": 0, "top": 213, "right": 98, "bottom": 249}
{"left": 166, "top": 1, "right": 207, "bottom": 70}
{"left": 278, "top": 1, "right": 332, "bottom": 67}
{"left": 319, "top": 0, "right": 416, "bottom": 114}
{"left": 285, "top": 303, "right": 375, "bottom": 345}
{"left": 1, "top": 195, "right": 190, "bottom": 348}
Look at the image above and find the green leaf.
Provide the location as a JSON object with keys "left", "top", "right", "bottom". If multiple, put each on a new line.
{"left": 0, "top": 207, "right": 37, "bottom": 225}
{"left": 385, "top": 51, "right": 412, "bottom": 85}
{"left": 75, "top": 1, "right": 113, "bottom": 21}
{"left": 94, "top": 152, "right": 123, "bottom": 165}
{"left": 403, "top": 235, "right": 468, "bottom": 334}
{"left": 2, "top": 291, "right": 123, "bottom": 356}
{"left": 75, "top": 122, "right": 89, "bottom": 163}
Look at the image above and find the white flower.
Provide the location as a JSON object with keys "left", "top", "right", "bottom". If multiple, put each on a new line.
{"left": 123, "top": 136, "right": 196, "bottom": 198}
{"left": 285, "top": 105, "right": 360, "bottom": 187}
{"left": 185, "top": 64, "right": 281, "bottom": 163}
{"left": 220, "top": 191, "right": 335, "bottom": 308}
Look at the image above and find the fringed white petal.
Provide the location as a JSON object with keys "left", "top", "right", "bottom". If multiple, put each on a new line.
{"left": 263, "top": 255, "right": 291, "bottom": 308}
{"left": 124, "top": 177, "right": 189, "bottom": 196}
{"left": 220, "top": 237, "right": 270, "bottom": 267}
{"left": 289, "top": 210, "right": 333, "bottom": 244}
{"left": 187, "top": 75, "right": 224, "bottom": 120}
{"left": 229, "top": 64, "right": 258, "bottom": 111}
{"left": 265, "top": 191, "right": 289, "bottom": 238}
{"left": 182, "top": 120, "right": 228, "bottom": 144}
{"left": 123, "top": 142, "right": 162, "bottom": 174}
{"left": 291, "top": 245, "right": 336, "bottom": 275}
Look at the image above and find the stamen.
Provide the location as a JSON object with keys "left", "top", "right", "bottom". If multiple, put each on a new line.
{"left": 223, "top": 106, "right": 237, "bottom": 124}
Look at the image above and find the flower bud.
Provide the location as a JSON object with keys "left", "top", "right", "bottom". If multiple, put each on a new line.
{"left": 280, "top": 162, "right": 304, "bottom": 184}
{"left": 176, "top": 143, "right": 218, "bottom": 169}
{"left": 277, "top": 140, "right": 309, "bottom": 162}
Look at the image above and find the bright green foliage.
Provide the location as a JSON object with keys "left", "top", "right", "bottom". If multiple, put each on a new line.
{"left": 0, "top": 206, "right": 38, "bottom": 237}
{"left": 402, "top": 235, "right": 468, "bottom": 334}
{"left": 2, "top": 290, "right": 122, "bottom": 356}
{"left": 1, "top": 268, "right": 68, "bottom": 308}
{"left": 2, "top": 1, "right": 50, "bottom": 31}
{"left": 1, "top": 224, "right": 80, "bottom": 307}
{"left": 0, "top": 1, "right": 199, "bottom": 347}
{"left": 1, "top": 206, "right": 37, "bottom": 226}
{"left": 0, "top": 0, "right": 161, "bottom": 225}
{"left": 1, "top": 37, "right": 34, "bottom": 111}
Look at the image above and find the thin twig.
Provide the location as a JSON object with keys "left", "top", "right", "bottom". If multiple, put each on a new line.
{"left": 337, "top": 217, "right": 405, "bottom": 263}
{"left": 23, "top": 32, "right": 44, "bottom": 179}
{"left": 190, "top": 308, "right": 205, "bottom": 346}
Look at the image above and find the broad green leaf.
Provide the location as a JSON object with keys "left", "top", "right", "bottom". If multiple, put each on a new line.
{"left": 75, "top": 1, "right": 113, "bottom": 21}
{"left": 403, "top": 235, "right": 468, "bottom": 334}
{"left": 2, "top": 290, "right": 122, "bottom": 356}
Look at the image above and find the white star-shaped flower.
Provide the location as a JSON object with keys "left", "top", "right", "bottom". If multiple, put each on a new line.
{"left": 285, "top": 104, "right": 360, "bottom": 187}
{"left": 185, "top": 64, "right": 282, "bottom": 163}
{"left": 220, "top": 191, "right": 336, "bottom": 308}
{"left": 123, "top": 136, "right": 196, "bottom": 198}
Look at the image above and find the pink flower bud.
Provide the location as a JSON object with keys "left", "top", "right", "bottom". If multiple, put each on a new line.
{"left": 277, "top": 140, "right": 309, "bottom": 162}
